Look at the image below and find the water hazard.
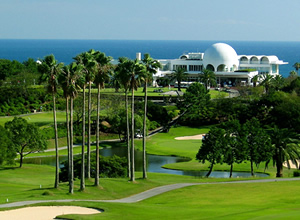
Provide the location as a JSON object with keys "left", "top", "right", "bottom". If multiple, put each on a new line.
{"left": 23, "top": 146, "right": 269, "bottom": 178}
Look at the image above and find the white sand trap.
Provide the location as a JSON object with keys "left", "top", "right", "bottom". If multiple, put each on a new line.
{"left": 175, "top": 134, "right": 205, "bottom": 140}
{"left": 0, "top": 206, "right": 101, "bottom": 220}
{"left": 283, "top": 160, "right": 300, "bottom": 169}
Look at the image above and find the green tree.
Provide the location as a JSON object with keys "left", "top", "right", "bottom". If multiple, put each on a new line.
{"left": 60, "top": 62, "right": 82, "bottom": 193}
{"left": 243, "top": 118, "right": 272, "bottom": 176}
{"left": 259, "top": 73, "right": 274, "bottom": 94}
{"left": 0, "top": 125, "right": 15, "bottom": 165}
{"left": 180, "top": 82, "right": 213, "bottom": 126}
{"left": 40, "top": 54, "right": 63, "bottom": 188}
{"left": 128, "top": 59, "right": 145, "bottom": 181}
{"left": 141, "top": 53, "right": 161, "bottom": 179}
{"left": 251, "top": 75, "right": 260, "bottom": 87}
{"left": 115, "top": 57, "right": 132, "bottom": 179}
{"left": 170, "top": 67, "right": 188, "bottom": 91}
{"left": 5, "top": 117, "right": 47, "bottom": 168}
{"left": 93, "top": 51, "right": 112, "bottom": 186}
{"left": 199, "top": 69, "right": 216, "bottom": 91}
{"left": 196, "top": 127, "right": 225, "bottom": 177}
{"left": 74, "top": 50, "right": 97, "bottom": 179}
{"left": 220, "top": 120, "right": 246, "bottom": 178}
{"left": 267, "top": 126, "right": 300, "bottom": 177}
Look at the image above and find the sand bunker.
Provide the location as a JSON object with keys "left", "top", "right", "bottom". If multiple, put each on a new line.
{"left": 283, "top": 160, "right": 300, "bottom": 169}
{"left": 175, "top": 134, "right": 205, "bottom": 140}
{"left": 0, "top": 206, "right": 101, "bottom": 220}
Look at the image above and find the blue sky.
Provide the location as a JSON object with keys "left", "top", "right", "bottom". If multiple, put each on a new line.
{"left": 1, "top": 0, "right": 300, "bottom": 41}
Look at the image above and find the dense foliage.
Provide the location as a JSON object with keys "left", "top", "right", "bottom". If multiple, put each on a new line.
{"left": 5, "top": 117, "right": 47, "bottom": 167}
{"left": 59, "top": 154, "right": 127, "bottom": 182}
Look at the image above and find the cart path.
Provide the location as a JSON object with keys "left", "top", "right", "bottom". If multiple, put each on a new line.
{"left": 1, "top": 178, "right": 300, "bottom": 209}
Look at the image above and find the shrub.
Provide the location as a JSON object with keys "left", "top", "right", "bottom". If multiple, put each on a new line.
{"left": 293, "top": 170, "right": 300, "bottom": 177}
{"left": 59, "top": 154, "right": 127, "bottom": 182}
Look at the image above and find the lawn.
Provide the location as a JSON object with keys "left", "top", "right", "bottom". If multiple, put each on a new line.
{"left": 1, "top": 122, "right": 299, "bottom": 219}
{"left": 1, "top": 165, "right": 299, "bottom": 220}
{"left": 0, "top": 111, "right": 66, "bottom": 127}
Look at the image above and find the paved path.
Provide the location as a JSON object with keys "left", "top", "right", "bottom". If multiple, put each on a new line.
{"left": 1, "top": 178, "right": 299, "bottom": 209}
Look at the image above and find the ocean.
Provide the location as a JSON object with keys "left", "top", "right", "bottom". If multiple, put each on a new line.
{"left": 0, "top": 39, "right": 300, "bottom": 78}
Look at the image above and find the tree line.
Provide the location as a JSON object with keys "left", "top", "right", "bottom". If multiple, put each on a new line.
{"left": 38, "top": 51, "right": 161, "bottom": 193}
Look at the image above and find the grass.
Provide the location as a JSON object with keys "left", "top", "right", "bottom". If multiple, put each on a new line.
{"left": 91, "top": 87, "right": 228, "bottom": 98}
{"left": 0, "top": 111, "right": 66, "bottom": 127}
{"left": 1, "top": 164, "right": 299, "bottom": 220}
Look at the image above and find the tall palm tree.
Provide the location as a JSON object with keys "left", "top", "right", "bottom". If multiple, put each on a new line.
{"left": 40, "top": 54, "right": 63, "bottom": 189}
{"left": 128, "top": 58, "right": 145, "bottom": 182}
{"left": 170, "top": 67, "right": 188, "bottom": 91}
{"left": 60, "top": 62, "right": 83, "bottom": 194}
{"left": 267, "top": 126, "right": 300, "bottom": 177}
{"left": 199, "top": 69, "right": 216, "bottom": 91}
{"left": 74, "top": 50, "right": 97, "bottom": 179}
{"left": 93, "top": 51, "right": 112, "bottom": 186}
{"left": 74, "top": 53, "right": 88, "bottom": 191}
{"left": 115, "top": 57, "right": 132, "bottom": 179}
{"left": 141, "top": 53, "right": 161, "bottom": 179}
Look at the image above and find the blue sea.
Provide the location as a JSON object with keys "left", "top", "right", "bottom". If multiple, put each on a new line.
{"left": 0, "top": 39, "right": 300, "bottom": 78}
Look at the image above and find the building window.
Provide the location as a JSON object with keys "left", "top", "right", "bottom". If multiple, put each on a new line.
{"left": 173, "top": 65, "right": 187, "bottom": 71}
{"left": 189, "top": 65, "right": 203, "bottom": 72}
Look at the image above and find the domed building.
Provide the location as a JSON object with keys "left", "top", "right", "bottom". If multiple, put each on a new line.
{"left": 203, "top": 43, "right": 239, "bottom": 72}
{"left": 155, "top": 43, "right": 287, "bottom": 88}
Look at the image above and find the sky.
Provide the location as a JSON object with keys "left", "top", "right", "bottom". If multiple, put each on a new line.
{"left": 1, "top": 0, "right": 300, "bottom": 41}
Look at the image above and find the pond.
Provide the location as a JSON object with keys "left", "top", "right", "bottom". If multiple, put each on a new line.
{"left": 23, "top": 146, "right": 269, "bottom": 178}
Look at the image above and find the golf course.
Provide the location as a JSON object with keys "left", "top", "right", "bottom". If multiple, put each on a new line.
{"left": 0, "top": 111, "right": 299, "bottom": 219}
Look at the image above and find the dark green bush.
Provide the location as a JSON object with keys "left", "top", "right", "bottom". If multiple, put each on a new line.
{"left": 293, "top": 170, "right": 300, "bottom": 177}
{"left": 59, "top": 154, "right": 127, "bottom": 182}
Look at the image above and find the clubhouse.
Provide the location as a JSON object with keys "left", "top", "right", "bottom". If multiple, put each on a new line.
{"left": 153, "top": 43, "right": 288, "bottom": 87}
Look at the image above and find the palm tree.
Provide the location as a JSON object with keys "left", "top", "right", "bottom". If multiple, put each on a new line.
{"left": 74, "top": 53, "right": 88, "bottom": 191}
{"left": 115, "top": 57, "right": 132, "bottom": 179}
{"left": 293, "top": 62, "right": 300, "bottom": 74}
{"left": 199, "top": 69, "right": 216, "bottom": 91}
{"left": 141, "top": 53, "right": 161, "bottom": 179}
{"left": 271, "top": 74, "right": 285, "bottom": 91}
{"left": 40, "top": 54, "right": 63, "bottom": 189}
{"left": 128, "top": 59, "right": 145, "bottom": 182}
{"left": 60, "top": 62, "right": 83, "bottom": 194}
{"left": 259, "top": 73, "right": 274, "bottom": 94}
{"left": 74, "top": 50, "right": 97, "bottom": 179}
{"left": 93, "top": 51, "right": 112, "bottom": 186}
{"left": 267, "top": 126, "right": 300, "bottom": 177}
{"left": 170, "top": 67, "right": 188, "bottom": 91}
{"left": 251, "top": 75, "right": 260, "bottom": 87}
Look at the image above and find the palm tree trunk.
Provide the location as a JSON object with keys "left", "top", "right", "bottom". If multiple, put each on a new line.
{"left": 95, "top": 84, "right": 100, "bottom": 186}
{"left": 87, "top": 81, "right": 91, "bottom": 179}
{"left": 80, "top": 86, "right": 86, "bottom": 191}
{"left": 69, "top": 97, "right": 74, "bottom": 194}
{"left": 52, "top": 94, "right": 59, "bottom": 188}
{"left": 66, "top": 97, "right": 71, "bottom": 191}
{"left": 142, "top": 83, "right": 147, "bottom": 179}
{"left": 276, "top": 158, "right": 283, "bottom": 177}
{"left": 125, "top": 91, "right": 131, "bottom": 179}
{"left": 130, "top": 87, "right": 135, "bottom": 182}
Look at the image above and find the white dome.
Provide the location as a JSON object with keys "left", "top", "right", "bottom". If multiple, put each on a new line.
{"left": 203, "top": 43, "right": 239, "bottom": 72}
